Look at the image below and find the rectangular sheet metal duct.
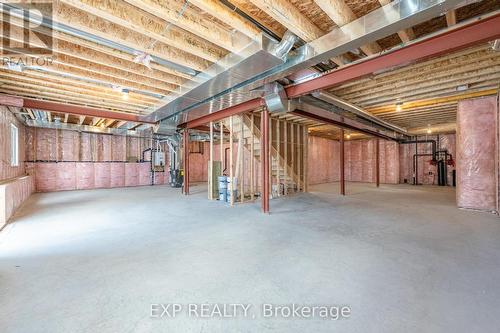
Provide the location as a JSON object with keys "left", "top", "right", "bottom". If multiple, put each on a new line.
{"left": 144, "top": 0, "right": 464, "bottom": 128}
{"left": 142, "top": 34, "right": 284, "bottom": 124}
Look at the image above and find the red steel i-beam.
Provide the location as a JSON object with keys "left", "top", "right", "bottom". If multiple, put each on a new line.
{"left": 261, "top": 108, "right": 270, "bottom": 213}
{"left": 376, "top": 139, "right": 380, "bottom": 188}
{"left": 183, "top": 129, "right": 190, "bottom": 195}
{"left": 340, "top": 129, "right": 345, "bottom": 196}
{"left": 183, "top": 98, "right": 265, "bottom": 129}
{"left": 0, "top": 95, "right": 154, "bottom": 123}
{"left": 285, "top": 13, "right": 500, "bottom": 97}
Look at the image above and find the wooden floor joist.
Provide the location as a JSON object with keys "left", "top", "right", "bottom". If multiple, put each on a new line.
{"left": 60, "top": 0, "right": 226, "bottom": 62}
{"left": 124, "top": 0, "right": 253, "bottom": 53}
{"left": 0, "top": 0, "right": 497, "bottom": 136}
{"left": 0, "top": 70, "right": 159, "bottom": 106}
{"left": 54, "top": 2, "right": 210, "bottom": 71}
{"left": 187, "top": 0, "right": 261, "bottom": 40}
{"left": 314, "top": 0, "right": 382, "bottom": 55}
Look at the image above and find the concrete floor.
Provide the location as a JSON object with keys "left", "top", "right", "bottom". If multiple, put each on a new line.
{"left": 1, "top": 183, "right": 500, "bottom": 332}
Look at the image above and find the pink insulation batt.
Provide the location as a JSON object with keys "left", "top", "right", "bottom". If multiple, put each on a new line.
{"left": 35, "top": 163, "right": 58, "bottom": 192}
{"left": 94, "top": 163, "right": 111, "bottom": 188}
{"left": 76, "top": 163, "right": 95, "bottom": 190}
{"left": 139, "top": 163, "right": 151, "bottom": 186}
{"left": 1, "top": 176, "right": 34, "bottom": 228}
{"left": 125, "top": 163, "right": 139, "bottom": 187}
{"left": 56, "top": 162, "right": 76, "bottom": 191}
{"left": 307, "top": 136, "right": 398, "bottom": 185}
{"left": 457, "top": 96, "right": 497, "bottom": 212}
{"left": 110, "top": 163, "right": 125, "bottom": 188}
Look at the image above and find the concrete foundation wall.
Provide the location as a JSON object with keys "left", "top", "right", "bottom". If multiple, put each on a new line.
{"left": 457, "top": 95, "right": 498, "bottom": 212}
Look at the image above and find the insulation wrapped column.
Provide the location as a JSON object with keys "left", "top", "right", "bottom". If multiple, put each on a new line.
{"left": 456, "top": 96, "right": 498, "bottom": 212}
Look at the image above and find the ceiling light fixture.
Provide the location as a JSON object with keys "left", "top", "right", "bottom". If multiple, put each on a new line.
{"left": 396, "top": 102, "right": 403, "bottom": 112}
{"left": 133, "top": 51, "right": 152, "bottom": 69}
{"left": 122, "top": 88, "right": 129, "bottom": 100}
{"left": 491, "top": 39, "right": 500, "bottom": 51}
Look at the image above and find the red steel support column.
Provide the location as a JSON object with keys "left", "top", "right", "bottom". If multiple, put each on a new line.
{"left": 376, "top": 139, "right": 380, "bottom": 187}
{"left": 261, "top": 108, "right": 270, "bottom": 213}
{"left": 183, "top": 129, "right": 190, "bottom": 195}
{"left": 340, "top": 129, "right": 345, "bottom": 196}
{"left": 415, "top": 138, "right": 419, "bottom": 185}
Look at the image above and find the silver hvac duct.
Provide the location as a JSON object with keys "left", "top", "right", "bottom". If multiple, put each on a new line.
{"left": 154, "top": 118, "right": 179, "bottom": 136}
{"left": 162, "top": 134, "right": 181, "bottom": 174}
{"left": 189, "top": 133, "right": 210, "bottom": 141}
{"left": 143, "top": 0, "right": 464, "bottom": 127}
{"left": 292, "top": 100, "right": 402, "bottom": 141}
{"left": 142, "top": 31, "right": 293, "bottom": 123}
{"left": 32, "top": 110, "right": 49, "bottom": 122}
{"left": 263, "top": 82, "right": 292, "bottom": 113}
{"left": 311, "top": 91, "right": 408, "bottom": 135}
{"left": 269, "top": 30, "right": 299, "bottom": 61}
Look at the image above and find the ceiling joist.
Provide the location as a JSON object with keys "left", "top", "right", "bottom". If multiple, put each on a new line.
{"left": 60, "top": 0, "right": 226, "bottom": 62}
{"left": 314, "top": 0, "right": 382, "bottom": 55}
{"left": 123, "top": 0, "right": 253, "bottom": 53}
{"left": 53, "top": 2, "right": 210, "bottom": 71}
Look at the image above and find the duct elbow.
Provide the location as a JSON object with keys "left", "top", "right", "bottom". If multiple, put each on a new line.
{"left": 269, "top": 30, "right": 299, "bottom": 61}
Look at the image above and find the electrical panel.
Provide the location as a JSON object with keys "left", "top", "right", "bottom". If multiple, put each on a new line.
{"left": 154, "top": 152, "right": 166, "bottom": 167}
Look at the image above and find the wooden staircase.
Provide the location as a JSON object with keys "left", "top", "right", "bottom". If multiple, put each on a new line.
{"left": 223, "top": 113, "right": 302, "bottom": 198}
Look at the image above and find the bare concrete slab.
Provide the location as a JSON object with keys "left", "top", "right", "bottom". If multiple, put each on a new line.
{"left": 1, "top": 183, "right": 500, "bottom": 332}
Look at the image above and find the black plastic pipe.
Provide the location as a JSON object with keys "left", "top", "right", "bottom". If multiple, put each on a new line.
{"left": 400, "top": 139, "right": 437, "bottom": 160}
{"left": 219, "top": 0, "right": 282, "bottom": 42}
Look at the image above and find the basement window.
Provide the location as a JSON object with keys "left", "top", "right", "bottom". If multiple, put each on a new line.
{"left": 10, "top": 124, "right": 19, "bottom": 167}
